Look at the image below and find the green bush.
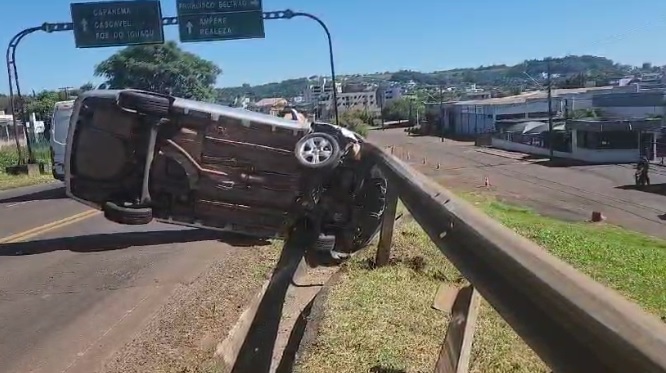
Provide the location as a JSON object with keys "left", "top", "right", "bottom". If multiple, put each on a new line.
{"left": 337, "top": 110, "right": 371, "bottom": 137}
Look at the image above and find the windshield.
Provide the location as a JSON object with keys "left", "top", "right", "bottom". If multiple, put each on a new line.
{"left": 53, "top": 108, "right": 73, "bottom": 143}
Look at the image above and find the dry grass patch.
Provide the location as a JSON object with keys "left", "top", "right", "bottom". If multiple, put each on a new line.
{"left": 0, "top": 173, "right": 55, "bottom": 191}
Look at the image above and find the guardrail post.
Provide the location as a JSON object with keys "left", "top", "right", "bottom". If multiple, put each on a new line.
{"left": 375, "top": 182, "right": 398, "bottom": 267}
{"left": 433, "top": 285, "right": 481, "bottom": 373}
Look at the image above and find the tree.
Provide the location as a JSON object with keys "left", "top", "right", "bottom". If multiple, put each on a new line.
{"left": 26, "top": 90, "right": 60, "bottom": 122}
{"left": 382, "top": 98, "right": 424, "bottom": 122}
{"left": 337, "top": 110, "right": 369, "bottom": 137}
{"left": 94, "top": 41, "right": 221, "bottom": 101}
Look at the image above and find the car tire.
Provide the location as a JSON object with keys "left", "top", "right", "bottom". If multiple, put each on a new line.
{"left": 117, "top": 90, "right": 172, "bottom": 117}
{"left": 352, "top": 168, "right": 388, "bottom": 251}
{"left": 294, "top": 132, "right": 341, "bottom": 169}
{"left": 103, "top": 201, "right": 153, "bottom": 225}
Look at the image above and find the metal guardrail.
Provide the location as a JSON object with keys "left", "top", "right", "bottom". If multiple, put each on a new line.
{"left": 363, "top": 140, "right": 666, "bottom": 373}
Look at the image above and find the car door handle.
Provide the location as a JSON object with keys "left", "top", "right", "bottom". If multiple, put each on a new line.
{"left": 217, "top": 180, "right": 235, "bottom": 190}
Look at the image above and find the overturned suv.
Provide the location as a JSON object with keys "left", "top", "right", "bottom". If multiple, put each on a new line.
{"left": 65, "top": 89, "right": 387, "bottom": 255}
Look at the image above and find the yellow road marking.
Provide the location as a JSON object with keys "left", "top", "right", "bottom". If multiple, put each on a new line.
{"left": 0, "top": 210, "right": 100, "bottom": 244}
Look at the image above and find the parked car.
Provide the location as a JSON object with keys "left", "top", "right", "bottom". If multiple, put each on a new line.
{"left": 49, "top": 99, "right": 75, "bottom": 181}
{"left": 65, "top": 89, "right": 387, "bottom": 254}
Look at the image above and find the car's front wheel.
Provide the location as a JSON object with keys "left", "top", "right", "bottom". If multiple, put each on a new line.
{"left": 103, "top": 201, "right": 153, "bottom": 225}
{"left": 351, "top": 166, "right": 388, "bottom": 251}
{"left": 294, "top": 132, "right": 341, "bottom": 169}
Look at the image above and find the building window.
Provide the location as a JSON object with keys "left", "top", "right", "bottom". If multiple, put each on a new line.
{"left": 577, "top": 130, "right": 638, "bottom": 150}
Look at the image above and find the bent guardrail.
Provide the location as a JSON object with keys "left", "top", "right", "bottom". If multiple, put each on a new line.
{"left": 363, "top": 141, "right": 666, "bottom": 373}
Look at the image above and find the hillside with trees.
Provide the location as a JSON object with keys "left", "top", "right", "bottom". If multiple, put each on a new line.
{"left": 216, "top": 55, "right": 651, "bottom": 101}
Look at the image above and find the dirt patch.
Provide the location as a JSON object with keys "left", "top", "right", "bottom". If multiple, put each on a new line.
{"left": 101, "top": 241, "right": 281, "bottom": 373}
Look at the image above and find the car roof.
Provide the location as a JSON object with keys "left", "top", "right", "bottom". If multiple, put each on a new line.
{"left": 78, "top": 89, "right": 312, "bottom": 132}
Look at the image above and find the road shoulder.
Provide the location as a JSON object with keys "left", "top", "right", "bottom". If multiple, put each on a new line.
{"left": 101, "top": 241, "right": 281, "bottom": 373}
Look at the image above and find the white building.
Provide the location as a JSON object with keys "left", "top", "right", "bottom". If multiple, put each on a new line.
{"left": 303, "top": 78, "right": 342, "bottom": 104}
{"left": 324, "top": 90, "right": 381, "bottom": 115}
{"left": 376, "top": 86, "right": 403, "bottom": 108}
{"left": 441, "top": 86, "right": 639, "bottom": 136}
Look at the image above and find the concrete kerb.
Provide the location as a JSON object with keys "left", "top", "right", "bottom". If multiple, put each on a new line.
{"left": 213, "top": 212, "right": 408, "bottom": 372}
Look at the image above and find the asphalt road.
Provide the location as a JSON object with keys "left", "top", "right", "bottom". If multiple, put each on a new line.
{"left": 371, "top": 128, "right": 666, "bottom": 239}
{"left": 0, "top": 183, "right": 241, "bottom": 373}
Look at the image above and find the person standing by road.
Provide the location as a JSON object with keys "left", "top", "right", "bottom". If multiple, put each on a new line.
{"left": 637, "top": 154, "right": 651, "bottom": 186}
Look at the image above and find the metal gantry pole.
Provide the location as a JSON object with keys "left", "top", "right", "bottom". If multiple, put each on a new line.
{"left": 265, "top": 10, "right": 339, "bottom": 125}
{"left": 546, "top": 59, "right": 554, "bottom": 160}
{"left": 6, "top": 27, "right": 40, "bottom": 164}
{"left": 5, "top": 10, "right": 340, "bottom": 167}
{"left": 6, "top": 23, "right": 72, "bottom": 166}
{"left": 10, "top": 30, "right": 41, "bottom": 163}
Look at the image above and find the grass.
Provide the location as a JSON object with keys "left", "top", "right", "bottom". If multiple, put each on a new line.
{"left": 0, "top": 173, "right": 55, "bottom": 191}
{"left": 0, "top": 144, "right": 55, "bottom": 191}
{"left": 296, "top": 218, "right": 461, "bottom": 373}
{"left": 296, "top": 192, "right": 666, "bottom": 373}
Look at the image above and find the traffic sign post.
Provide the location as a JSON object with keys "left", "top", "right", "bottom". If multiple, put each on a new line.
{"left": 176, "top": 0, "right": 265, "bottom": 43}
{"left": 6, "top": 8, "right": 340, "bottom": 167}
{"left": 70, "top": 0, "right": 165, "bottom": 48}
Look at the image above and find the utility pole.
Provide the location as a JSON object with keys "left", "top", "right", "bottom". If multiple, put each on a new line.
{"left": 439, "top": 85, "right": 444, "bottom": 141}
{"left": 379, "top": 87, "right": 385, "bottom": 130}
{"left": 564, "top": 98, "right": 570, "bottom": 152}
{"left": 58, "top": 86, "right": 74, "bottom": 100}
{"left": 547, "top": 59, "right": 554, "bottom": 159}
{"left": 408, "top": 99, "right": 413, "bottom": 126}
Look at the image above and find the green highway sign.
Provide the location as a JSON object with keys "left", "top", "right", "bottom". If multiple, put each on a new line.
{"left": 70, "top": 0, "right": 165, "bottom": 48}
{"left": 176, "top": 0, "right": 263, "bottom": 15}
{"left": 178, "top": 12, "right": 265, "bottom": 42}
{"left": 176, "top": 0, "right": 265, "bottom": 43}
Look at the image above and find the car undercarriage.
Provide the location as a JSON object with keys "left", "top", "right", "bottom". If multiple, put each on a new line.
{"left": 66, "top": 89, "right": 387, "bottom": 255}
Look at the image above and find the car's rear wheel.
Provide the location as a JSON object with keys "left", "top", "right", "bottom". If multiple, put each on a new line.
{"left": 117, "top": 90, "right": 172, "bottom": 117}
{"left": 294, "top": 132, "right": 341, "bottom": 169}
{"left": 103, "top": 201, "right": 153, "bottom": 225}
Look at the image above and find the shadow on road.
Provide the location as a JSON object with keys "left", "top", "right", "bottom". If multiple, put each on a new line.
{"left": 616, "top": 183, "right": 666, "bottom": 197}
{"left": 0, "top": 229, "right": 269, "bottom": 256}
{"left": 231, "top": 238, "right": 305, "bottom": 373}
{"left": 0, "top": 186, "right": 67, "bottom": 204}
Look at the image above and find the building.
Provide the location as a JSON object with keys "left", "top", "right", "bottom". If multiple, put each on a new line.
{"left": 319, "top": 90, "right": 380, "bottom": 116}
{"left": 592, "top": 91, "right": 666, "bottom": 118}
{"left": 0, "top": 111, "right": 27, "bottom": 147}
{"left": 461, "top": 84, "right": 491, "bottom": 100}
{"left": 440, "top": 86, "right": 638, "bottom": 136}
{"left": 463, "top": 91, "right": 492, "bottom": 100}
{"left": 490, "top": 118, "right": 662, "bottom": 164}
{"left": 250, "top": 98, "right": 288, "bottom": 116}
{"left": 302, "top": 78, "right": 342, "bottom": 104}
{"left": 376, "top": 86, "right": 403, "bottom": 108}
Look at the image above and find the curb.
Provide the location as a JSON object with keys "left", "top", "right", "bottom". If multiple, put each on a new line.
{"left": 290, "top": 270, "right": 344, "bottom": 371}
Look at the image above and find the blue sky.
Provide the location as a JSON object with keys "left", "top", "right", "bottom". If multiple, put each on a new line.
{"left": 2, "top": 0, "right": 666, "bottom": 93}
